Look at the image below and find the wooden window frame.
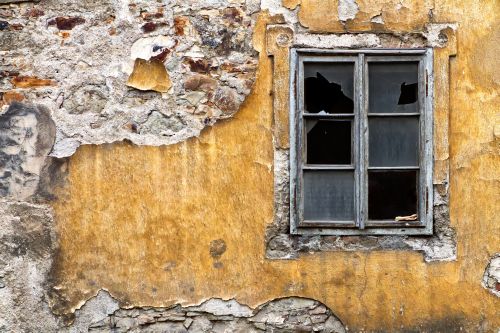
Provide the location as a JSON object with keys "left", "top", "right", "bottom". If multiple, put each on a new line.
{"left": 290, "top": 48, "right": 434, "bottom": 236}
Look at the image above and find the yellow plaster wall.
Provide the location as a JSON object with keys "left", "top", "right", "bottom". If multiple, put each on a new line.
{"left": 50, "top": 1, "right": 500, "bottom": 331}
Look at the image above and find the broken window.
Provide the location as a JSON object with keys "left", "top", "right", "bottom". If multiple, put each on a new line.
{"left": 290, "top": 49, "right": 433, "bottom": 235}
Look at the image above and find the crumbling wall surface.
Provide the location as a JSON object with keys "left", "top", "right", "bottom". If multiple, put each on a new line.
{"left": 1, "top": 0, "right": 259, "bottom": 158}
{"left": 85, "top": 294, "right": 345, "bottom": 333}
{"left": 0, "top": 0, "right": 499, "bottom": 332}
{"left": 0, "top": 201, "right": 60, "bottom": 332}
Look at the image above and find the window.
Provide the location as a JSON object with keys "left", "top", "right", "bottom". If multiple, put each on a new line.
{"left": 290, "top": 49, "right": 433, "bottom": 235}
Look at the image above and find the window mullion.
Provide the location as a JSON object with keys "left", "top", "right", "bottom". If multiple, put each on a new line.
{"left": 356, "top": 53, "right": 366, "bottom": 230}
{"left": 360, "top": 53, "right": 369, "bottom": 230}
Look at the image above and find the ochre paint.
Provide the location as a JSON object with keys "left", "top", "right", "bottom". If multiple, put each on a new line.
{"left": 50, "top": 2, "right": 500, "bottom": 331}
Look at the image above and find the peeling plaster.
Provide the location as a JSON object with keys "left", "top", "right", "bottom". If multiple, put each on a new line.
{"left": 261, "top": 0, "right": 298, "bottom": 24}
{"left": 482, "top": 253, "right": 500, "bottom": 297}
{"left": 1, "top": 0, "right": 259, "bottom": 158}
{"left": 1, "top": 0, "right": 499, "bottom": 331}
{"left": 424, "top": 23, "right": 458, "bottom": 47}
{"left": 370, "top": 14, "right": 384, "bottom": 24}
{"left": 81, "top": 294, "right": 346, "bottom": 333}
{"left": 338, "top": 0, "right": 359, "bottom": 22}
{"left": 294, "top": 32, "right": 380, "bottom": 48}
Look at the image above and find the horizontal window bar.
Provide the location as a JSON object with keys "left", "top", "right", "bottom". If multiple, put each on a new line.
{"left": 367, "top": 166, "right": 419, "bottom": 170}
{"left": 365, "top": 220, "right": 424, "bottom": 227}
{"left": 299, "top": 221, "right": 356, "bottom": 228}
{"left": 292, "top": 226, "right": 433, "bottom": 236}
{"left": 303, "top": 112, "right": 355, "bottom": 118}
{"left": 301, "top": 56, "right": 357, "bottom": 62}
{"left": 367, "top": 113, "right": 420, "bottom": 117}
{"left": 303, "top": 165, "right": 355, "bottom": 170}
{"left": 297, "top": 48, "right": 427, "bottom": 55}
{"left": 366, "top": 55, "right": 424, "bottom": 62}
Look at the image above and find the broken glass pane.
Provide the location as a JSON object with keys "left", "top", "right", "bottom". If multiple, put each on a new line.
{"left": 369, "top": 62, "right": 419, "bottom": 113}
{"left": 306, "top": 119, "right": 352, "bottom": 165}
{"left": 303, "top": 170, "right": 354, "bottom": 221}
{"left": 304, "top": 62, "right": 354, "bottom": 114}
{"left": 368, "top": 170, "right": 418, "bottom": 220}
{"left": 369, "top": 117, "right": 419, "bottom": 167}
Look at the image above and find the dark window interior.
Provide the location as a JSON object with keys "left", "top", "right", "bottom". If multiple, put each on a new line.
{"left": 368, "top": 170, "right": 418, "bottom": 220}
{"left": 368, "top": 117, "right": 419, "bottom": 167}
{"left": 304, "top": 63, "right": 354, "bottom": 114}
{"left": 306, "top": 119, "right": 352, "bottom": 165}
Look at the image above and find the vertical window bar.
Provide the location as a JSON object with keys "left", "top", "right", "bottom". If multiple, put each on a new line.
{"left": 423, "top": 48, "right": 434, "bottom": 232}
{"left": 355, "top": 53, "right": 364, "bottom": 229}
{"left": 289, "top": 48, "right": 299, "bottom": 233}
{"left": 418, "top": 58, "right": 425, "bottom": 228}
{"left": 360, "top": 54, "right": 369, "bottom": 229}
{"left": 298, "top": 58, "right": 305, "bottom": 225}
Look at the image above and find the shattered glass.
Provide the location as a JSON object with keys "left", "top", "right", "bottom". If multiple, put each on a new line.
{"left": 304, "top": 63, "right": 354, "bottom": 114}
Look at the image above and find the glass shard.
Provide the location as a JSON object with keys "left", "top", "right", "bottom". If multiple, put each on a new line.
{"left": 369, "top": 62, "right": 419, "bottom": 113}
{"left": 304, "top": 62, "right": 354, "bottom": 114}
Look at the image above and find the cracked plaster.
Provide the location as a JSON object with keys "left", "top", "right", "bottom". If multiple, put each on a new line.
{"left": 1, "top": 0, "right": 260, "bottom": 158}
{"left": 0, "top": 0, "right": 498, "bottom": 332}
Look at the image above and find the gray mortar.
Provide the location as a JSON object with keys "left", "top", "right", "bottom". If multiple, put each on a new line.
{"left": 0, "top": 200, "right": 60, "bottom": 332}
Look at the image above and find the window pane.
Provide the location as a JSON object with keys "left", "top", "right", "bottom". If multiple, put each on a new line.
{"left": 303, "top": 170, "right": 354, "bottom": 221}
{"left": 304, "top": 62, "right": 354, "bottom": 114}
{"left": 369, "top": 62, "right": 419, "bottom": 113}
{"left": 368, "top": 170, "right": 418, "bottom": 220}
{"left": 369, "top": 117, "right": 419, "bottom": 167}
{"left": 306, "top": 119, "right": 352, "bottom": 165}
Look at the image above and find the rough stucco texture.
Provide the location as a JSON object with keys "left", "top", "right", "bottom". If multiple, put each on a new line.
{"left": 0, "top": 0, "right": 499, "bottom": 332}
{"left": 1, "top": 0, "right": 259, "bottom": 158}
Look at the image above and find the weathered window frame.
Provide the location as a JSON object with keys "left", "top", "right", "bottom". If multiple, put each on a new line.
{"left": 290, "top": 48, "right": 434, "bottom": 236}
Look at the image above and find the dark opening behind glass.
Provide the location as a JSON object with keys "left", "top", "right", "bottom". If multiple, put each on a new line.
{"left": 368, "top": 170, "right": 418, "bottom": 220}
{"left": 304, "top": 62, "right": 354, "bottom": 114}
{"left": 369, "top": 62, "right": 419, "bottom": 113}
{"left": 306, "top": 119, "right": 352, "bottom": 165}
